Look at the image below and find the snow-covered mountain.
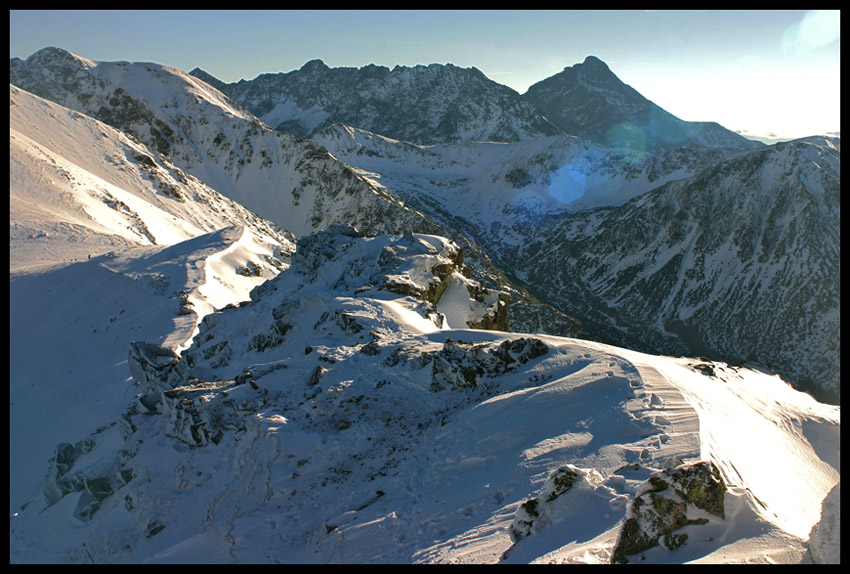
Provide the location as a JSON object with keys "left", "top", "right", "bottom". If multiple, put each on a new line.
{"left": 9, "top": 47, "right": 840, "bottom": 564}
{"left": 9, "top": 46, "right": 585, "bottom": 338}
{"left": 308, "top": 124, "right": 840, "bottom": 403}
{"left": 190, "top": 59, "right": 565, "bottom": 144}
{"left": 523, "top": 56, "right": 764, "bottom": 152}
{"left": 509, "top": 136, "right": 841, "bottom": 402}
{"left": 9, "top": 223, "right": 839, "bottom": 564}
{"left": 192, "top": 55, "right": 761, "bottom": 155}
{"left": 10, "top": 48, "right": 432, "bottom": 240}
{"left": 10, "top": 83, "right": 292, "bottom": 273}
{"left": 10, "top": 78, "right": 301, "bottom": 521}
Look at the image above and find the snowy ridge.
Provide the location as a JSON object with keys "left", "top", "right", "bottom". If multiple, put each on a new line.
{"left": 9, "top": 81, "right": 295, "bottom": 526}
{"left": 10, "top": 49, "right": 431, "bottom": 240}
{"left": 9, "top": 225, "right": 288, "bottom": 521}
{"left": 9, "top": 225, "right": 839, "bottom": 564}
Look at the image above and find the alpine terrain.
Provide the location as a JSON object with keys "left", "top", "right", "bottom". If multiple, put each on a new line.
{"left": 9, "top": 47, "right": 839, "bottom": 564}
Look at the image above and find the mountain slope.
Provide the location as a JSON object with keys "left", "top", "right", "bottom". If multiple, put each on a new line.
{"left": 9, "top": 225, "right": 839, "bottom": 564}
{"left": 9, "top": 224, "right": 290, "bottom": 513}
{"left": 10, "top": 81, "right": 300, "bottom": 513}
{"left": 309, "top": 123, "right": 840, "bottom": 402}
{"left": 522, "top": 56, "right": 764, "bottom": 152}
{"left": 312, "top": 122, "right": 747, "bottom": 232}
{"left": 514, "top": 136, "right": 840, "bottom": 401}
{"left": 191, "top": 59, "right": 565, "bottom": 144}
{"left": 10, "top": 83, "right": 292, "bottom": 273}
{"left": 10, "top": 48, "right": 429, "bottom": 239}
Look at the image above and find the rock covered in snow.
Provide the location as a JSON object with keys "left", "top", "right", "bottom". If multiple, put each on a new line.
{"left": 611, "top": 461, "right": 726, "bottom": 563}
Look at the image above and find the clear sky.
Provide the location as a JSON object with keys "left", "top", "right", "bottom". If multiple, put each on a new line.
{"left": 9, "top": 10, "right": 840, "bottom": 140}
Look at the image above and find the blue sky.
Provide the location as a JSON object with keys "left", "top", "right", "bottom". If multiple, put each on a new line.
{"left": 9, "top": 10, "right": 840, "bottom": 139}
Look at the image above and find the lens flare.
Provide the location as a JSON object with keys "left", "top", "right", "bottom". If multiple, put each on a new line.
{"left": 782, "top": 10, "right": 840, "bottom": 56}
{"left": 547, "top": 159, "right": 589, "bottom": 205}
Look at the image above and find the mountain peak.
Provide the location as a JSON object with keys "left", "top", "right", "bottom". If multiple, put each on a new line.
{"left": 19, "top": 46, "right": 97, "bottom": 70}
{"left": 188, "top": 67, "right": 227, "bottom": 91}
{"left": 300, "top": 58, "right": 329, "bottom": 72}
{"left": 579, "top": 55, "right": 610, "bottom": 71}
{"left": 524, "top": 56, "right": 761, "bottom": 152}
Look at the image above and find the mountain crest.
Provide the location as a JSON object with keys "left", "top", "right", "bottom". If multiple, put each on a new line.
{"left": 300, "top": 58, "right": 330, "bottom": 72}
{"left": 201, "top": 58, "right": 564, "bottom": 144}
{"left": 576, "top": 54, "right": 612, "bottom": 74}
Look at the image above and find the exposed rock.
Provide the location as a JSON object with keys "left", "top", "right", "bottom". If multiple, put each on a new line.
{"left": 510, "top": 465, "right": 580, "bottom": 542}
{"left": 611, "top": 461, "right": 726, "bottom": 564}
{"left": 42, "top": 430, "right": 138, "bottom": 522}
{"left": 128, "top": 341, "right": 186, "bottom": 410}
{"left": 430, "top": 337, "right": 549, "bottom": 392}
{"left": 158, "top": 378, "right": 264, "bottom": 447}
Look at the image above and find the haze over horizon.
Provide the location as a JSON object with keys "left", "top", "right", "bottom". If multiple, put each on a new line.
{"left": 9, "top": 10, "right": 840, "bottom": 141}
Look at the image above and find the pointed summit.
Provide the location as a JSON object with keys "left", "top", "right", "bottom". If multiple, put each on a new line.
{"left": 188, "top": 67, "right": 227, "bottom": 91}
{"left": 522, "top": 57, "right": 761, "bottom": 152}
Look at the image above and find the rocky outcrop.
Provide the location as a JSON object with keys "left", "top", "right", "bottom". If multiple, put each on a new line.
{"left": 429, "top": 337, "right": 549, "bottom": 392}
{"left": 41, "top": 427, "right": 139, "bottom": 522}
{"left": 611, "top": 461, "right": 726, "bottom": 563}
{"left": 510, "top": 465, "right": 581, "bottom": 542}
{"left": 128, "top": 341, "right": 187, "bottom": 412}
{"left": 505, "top": 460, "right": 726, "bottom": 563}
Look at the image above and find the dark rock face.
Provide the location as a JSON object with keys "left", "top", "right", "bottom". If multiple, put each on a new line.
{"left": 522, "top": 56, "right": 762, "bottom": 152}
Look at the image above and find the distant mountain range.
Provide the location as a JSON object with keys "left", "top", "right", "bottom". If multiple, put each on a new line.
{"left": 189, "top": 55, "right": 762, "bottom": 153}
